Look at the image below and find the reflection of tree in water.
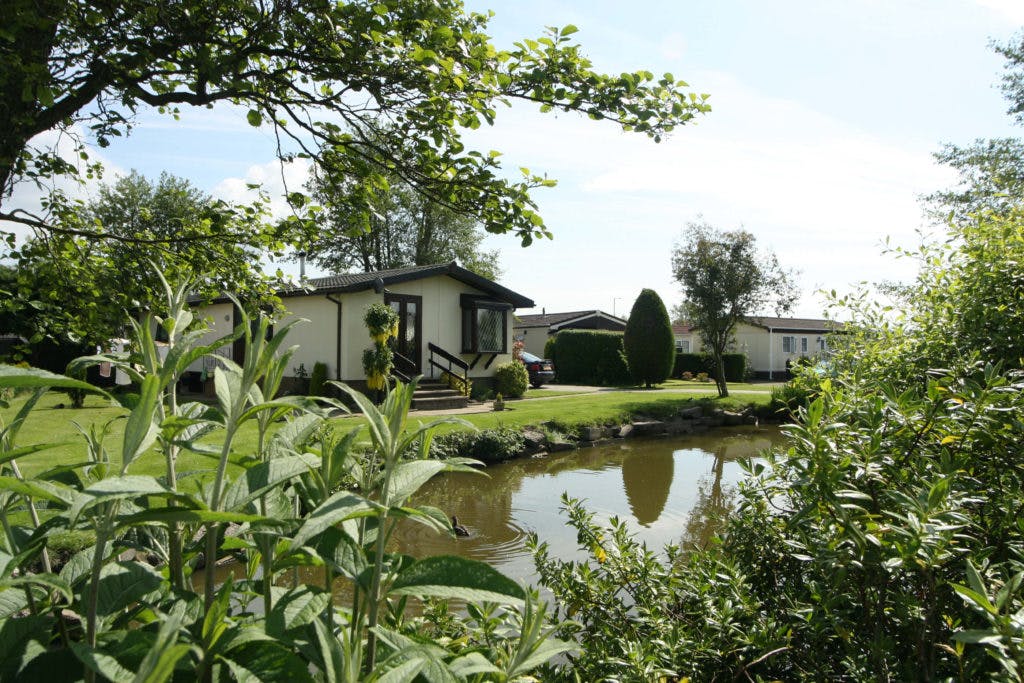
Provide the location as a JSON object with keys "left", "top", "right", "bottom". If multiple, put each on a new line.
{"left": 621, "top": 449, "right": 674, "bottom": 526}
{"left": 679, "top": 436, "right": 774, "bottom": 552}
{"left": 680, "top": 442, "right": 742, "bottom": 552}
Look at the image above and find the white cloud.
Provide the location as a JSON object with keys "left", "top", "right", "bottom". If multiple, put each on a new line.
{"left": 975, "top": 0, "right": 1024, "bottom": 24}
{"left": 462, "top": 70, "right": 955, "bottom": 318}
{"left": 213, "top": 158, "right": 312, "bottom": 219}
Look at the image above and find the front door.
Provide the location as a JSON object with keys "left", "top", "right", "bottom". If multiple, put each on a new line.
{"left": 386, "top": 294, "right": 422, "bottom": 374}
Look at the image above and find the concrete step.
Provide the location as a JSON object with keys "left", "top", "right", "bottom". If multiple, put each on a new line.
{"left": 412, "top": 395, "right": 470, "bottom": 411}
{"left": 410, "top": 379, "right": 469, "bottom": 410}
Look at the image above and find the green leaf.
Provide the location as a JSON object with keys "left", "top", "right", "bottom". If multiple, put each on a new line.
{"left": 69, "top": 641, "right": 135, "bottom": 683}
{"left": 132, "top": 603, "right": 190, "bottom": 683}
{"left": 67, "top": 475, "right": 172, "bottom": 523}
{"left": 289, "top": 491, "right": 376, "bottom": 551}
{"left": 447, "top": 652, "right": 500, "bottom": 678}
{"left": 951, "top": 629, "right": 1004, "bottom": 645}
{"left": 0, "top": 573, "right": 73, "bottom": 604}
{"left": 121, "top": 375, "right": 161, "bottom": 470}
{"left": 265, "top": 586, "right": 331, "bottom": 636}
{"left": 561, "top": 24, "right": 579, "bottom": 36}
{"left": 0, "top": 616, "right": 51, "bottom": 680}
{"left": 0, "top": 476, "right": 74, "bottom": 506}
{"left": 220, "top": 453, "right": 318, "bottom": 512}
{"left": 117, "top": 507, "right": 275, "bottom": 529}
{"left": 390, "top": 555, "right": 525, "bottom": 604}
{"left": 246, "top": 109, "right": 263, "bottom": 127}
{"left": 0, "top": 365, "right": 107, "bottom": 396}
{"left": 385, "top": 459, "right": 480, "bottom": 506}
{"left": 0, "top": 588, "right": 29, "bottom": 619}
{"left": 94, "top": 561, "right": 164, "bottom": 616}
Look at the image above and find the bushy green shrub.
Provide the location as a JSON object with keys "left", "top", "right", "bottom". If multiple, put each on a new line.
{"left": 494, "top": 360, "right": 528, "bottom": 398}
{"left": 674, "top": 352, "right": 746, "bottom": 381}
{"left": 431, "top": 427, "right": 526, "bottom": 464}
{"left": 623, "top": 288, "right": 675, "bottom": 387}
{"left": 549, "top": 330, "right": 630, "bottom": 385}
{"left": 543, "top": 336, "right": 557, "bottom": 363}
{"left": 309, "top": 360, "right": 328, "bottom": 396}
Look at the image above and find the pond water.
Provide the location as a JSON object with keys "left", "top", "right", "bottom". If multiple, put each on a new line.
{"left": 391, "top": 426, "right": 785, "bottom": 585}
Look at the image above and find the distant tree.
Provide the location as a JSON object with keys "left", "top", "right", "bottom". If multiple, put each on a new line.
{"left": 622, "top": 289, "right": 675, "bottom": 388}
{"left": 923, "top": 138, "right": 1024, "bottom": 222}
{"left": 672, "top": 221, "right": 797, "bottom": 397}
{"left": 3, "top": 171, "right": 279, "bottom": 350}
{"left": 305, "top": 167, "right": 502, "bottom": 280}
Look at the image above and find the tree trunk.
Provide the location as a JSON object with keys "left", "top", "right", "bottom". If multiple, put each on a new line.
{"left": 715, "top": 352, "right": 729, "bottom": 397}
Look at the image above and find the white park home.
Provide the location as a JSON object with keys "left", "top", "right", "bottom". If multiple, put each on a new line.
{"left": 188, "top": 262, "right": 534, "bottom": 394}
{"left": 673, "top": 316, "right": 842, "bottom": 379}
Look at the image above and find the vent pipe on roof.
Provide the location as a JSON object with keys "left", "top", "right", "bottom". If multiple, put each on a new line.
{"left": 542, "top": 307, "right": 545, "bottom": 315}
{"left": 298, "top": 251, "right": 306, "bottom": 280}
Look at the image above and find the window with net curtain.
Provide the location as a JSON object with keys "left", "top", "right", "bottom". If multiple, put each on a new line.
{"left": 461, "top": 298, "right": 508, "bottom": 353}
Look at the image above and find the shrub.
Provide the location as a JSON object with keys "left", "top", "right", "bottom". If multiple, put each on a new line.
{"left": 494, "top": 360, "right": 528, "bottom": 398}
{"left": 431, "top": 427, "right": 525, "bottom": 464}
{"left": 543, "top": 336, "right": 557, "bottom": 363}
{"left": 549, "top": 330, "right": 630, "bottom": 385}
{"left": 674, "top": 352, "right": 746, "bottom": 381}
{"left": 309, "top": 361, "right": 328, "bottom": 396}
{"left": 623, "top": 288, "right": 675, "bottom": 387}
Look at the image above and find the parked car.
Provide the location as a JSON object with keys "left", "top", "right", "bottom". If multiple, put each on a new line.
{"left": 520, "top": 351, "right": 555, "bottom": 388}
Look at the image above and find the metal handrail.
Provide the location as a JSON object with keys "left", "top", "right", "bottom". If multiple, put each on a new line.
{"left": 427, "top": 342, "right": 469, "bottom": 396}
{"left": 391, "top": 350, "right": 415, "bottom": 384}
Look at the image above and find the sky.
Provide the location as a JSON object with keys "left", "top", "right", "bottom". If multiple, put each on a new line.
{"left": 9, "top": 0, "right": 1024, "bottom": 318}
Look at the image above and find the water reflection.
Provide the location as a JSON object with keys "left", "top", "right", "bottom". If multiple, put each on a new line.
{"left": 622, "top": 449, "right": 673, "bottom": 526}
{"left": 394, "top": 426, "right": 784, "bottom": 584}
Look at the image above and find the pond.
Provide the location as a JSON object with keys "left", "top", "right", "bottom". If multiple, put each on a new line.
{"left": 391, "top": 426, "right": 786, "bottom": 585}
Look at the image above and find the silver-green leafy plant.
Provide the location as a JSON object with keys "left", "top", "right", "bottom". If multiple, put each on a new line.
{"left": 0, "top": 269, "right": 570, "bottom": 681}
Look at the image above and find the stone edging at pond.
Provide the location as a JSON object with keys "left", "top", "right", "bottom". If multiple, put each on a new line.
{"left": 514, "top": 405, "right": 765, "bottom": 459}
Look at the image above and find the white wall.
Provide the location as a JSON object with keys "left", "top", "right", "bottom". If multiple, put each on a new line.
{"left": 187, "top": 275, "right": 521, "bottom": 382}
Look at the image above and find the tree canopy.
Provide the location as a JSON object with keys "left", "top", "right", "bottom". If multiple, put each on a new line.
{"left": 622, "top": 288, "right": 675, "bottom": 388}
{"left": 671, "top": 222, "right": 796, "bottom": 396}
{"left": 2, "top": 171, "right": 277, "bottom": 349}
{"left": 1, "top": 0, "right": 709, "bottom": 248}
{"left": 304, "top": 165, "right": 501, "bottom": 280}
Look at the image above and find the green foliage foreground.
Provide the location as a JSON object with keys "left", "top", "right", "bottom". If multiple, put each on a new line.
{"left": 531, "top": 208, "right": 1024, "bottom": 680}
{"left": 0, "top": 275, "right": 570, "bottom": 681}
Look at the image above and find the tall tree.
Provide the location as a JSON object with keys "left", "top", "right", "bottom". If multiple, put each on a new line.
{"left": 305, "top": 169, "right": 502, "bottom": 280}
{"left": 622, "top": 288, "right": 676, "bottom": 388}
{"left": 1, "top": 0, "right": 709, "bottom": 250}
{"left": 3, "top": 170, "right": 279, "bottom": 349}
{"left": 672, "top": 221, "right": 796, "bottom": 397}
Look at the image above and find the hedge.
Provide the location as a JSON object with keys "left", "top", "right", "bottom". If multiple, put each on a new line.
{"left": 674, "top": 353, "right": 747, "bottom": 382}
{"left": 550, "top": 330, "right": 631, "bottom": 385}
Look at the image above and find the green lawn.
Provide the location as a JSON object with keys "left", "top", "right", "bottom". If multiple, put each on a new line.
{"left": 1, "top": 391, "right": 260, "bottom": 479}
{"left": 435, "top": 390, "right": 771, "bottom": 434}
{"left": 2, "top": 384, "right": 775, "bottom": 477}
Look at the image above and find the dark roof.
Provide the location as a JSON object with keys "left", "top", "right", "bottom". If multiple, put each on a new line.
{"left": 678, "top": 317, "right": 843, "bottom": 334}
{"left": 515, "top": 309, "right": 626, "bottom": 328}
{"left": 743, "top": 316, "right": 842, "bottom": 333}
{"left": 279, "top": 262, "right": 534, "bottom": 308}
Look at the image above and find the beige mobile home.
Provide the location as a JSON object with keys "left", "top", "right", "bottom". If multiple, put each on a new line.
{"left": 190, "top": 262, "right": 534, "bottom": 396}
{"left": 674, "top": 316, "right": 840, "bottom": 379}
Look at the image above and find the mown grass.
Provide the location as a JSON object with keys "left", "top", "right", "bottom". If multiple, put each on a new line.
{"left": 1, "top": 390, "right": 261, "bottom": 479}
{"left": 3, "top": 385, "right": 772, "bottom": 477}
{"left": 431, "top": 390, "right": 771, "bottom": 435}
